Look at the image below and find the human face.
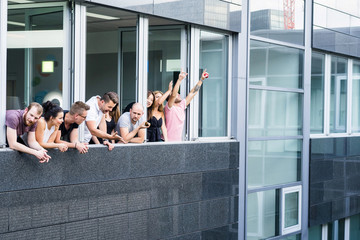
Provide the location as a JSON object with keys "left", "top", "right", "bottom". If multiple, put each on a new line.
{"left": 23, "top": 107, "right": 42, "bottom": 126}
{"left": 155, "top": 93, "right": 162, "bottom": 102}
{"left": 75, "top": 110, "right": 87, "bottom": 124}
{"left": 52, "top": 112, "right": 64, "bottom": 127}
{"left": 147, "top": 94, "right": 154, "bottom": 108}
{"left": 175, "top": 93, "right": 182, "bottom": 103}
{"left": 130, "top": 107, "right": 143, "bottom": 124}
{"left": 100, "top": 100, "right": 115, "bottom": 114}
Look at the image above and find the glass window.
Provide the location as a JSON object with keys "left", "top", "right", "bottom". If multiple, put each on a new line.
{"left": 247, "top": 190, "right": 279, "bottom": 240}
{"left": 282, "top": 186, "right": 301, "bottom": 235}
{"left": 353, "top": 61, "right": 360, "bottom": 133}
{"left": 199, "top": 30, "right": 229, "bottom": 137}
{"left": 147, "top": 27, "right": 181, "bottom": 102}
{"left": 250, "top": 40, "right": 304, "bottom": 89}
{"left": 308, "top": 225, "right": 322, "bottom": 240}
{"left": 248, "top": 139, "right": 301, "bottom": 188}
{"left": 330, "top": 56, "right": 347, "bottom": 133}
{"left": 350, "top": 214, "right": 360, "bottom": 239}
{"left": 7, "top": 5, "right": 65, "bottom": 109}
{"left": 328, "top": 219, "right": 345, "bottom": 240}
{"left": 250, "top": 0, "right": 305, "bottom": 45}
{"left": 310, "top": 53, "right": 325, "bottom": 134}
{"left": 85, "top": 6, "right": 137, "bottom": 107}
{"left": 249, "top": 89, "right": 303, "bottom": 138}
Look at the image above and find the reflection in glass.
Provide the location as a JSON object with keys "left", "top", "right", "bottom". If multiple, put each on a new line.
{"left": 310, "top": 53, "right": 325, "bottom": 134}
{"left": 284, "top": 192, "right": 299, "bottom": 228}
{"left": 248, "top": 139, "right": 301, "bottom": 188}
{"left": 247, "top": 190, "right": 278, "bottom": 240}
{"left": 85, "top": 5, "right": 138, "bottom": 110}
{"left": 250, "top": 0, "right": 304, "bottom": 45}
{"left": 148, "top": 28, "right": 181, "bottom": 96}
{"left": 308, "top": 225, "right": 322, "bottom": 240}
{"left": 350, "top": 214, "right": 360, "bottom": 239}
{"left": 249, "top": 89, "right": 303, "bottom": 138}
{"left": 330, "top": 56, "right": 347, "bottom": 133}
{"left": 353, "top": 61, "right": 360, "bottom": 132}
{"left": 199, "top": 30, "right": 228, "bottom": 137}
{"left": 250, "top": 40, "right": 303, "bottom": 89}
{"left": 7, "top": 7, "right": 64, "bottom": 109}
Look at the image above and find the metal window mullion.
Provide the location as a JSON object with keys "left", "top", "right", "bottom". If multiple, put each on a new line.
{"left": 227, "top": 35, "right": 232, "bottom": 137}
{"left": 136, "top": 16, "right": 148, "bottom": 116}
{"left": 322, "top": 224, "right": 328, "bottom": 240}
{"left": 73, "top": 4, "right": 87, "bottom": 142}
{"left": 0, "top": 0, "right": 7, "bottom": 147}
{"left": 345, "top": 217, "right": 350, "bottom": 240}
{"left": 62, "top": 3, "right": 71, "bottom": 109}
{"left": 189, "top": 27, "right": 200, "bottom": 140}
{"left": 347, "top": 59, "right": 353, "bottom": 135}
{"left": 324, "top": 54, "right": 332, "bottom": 135}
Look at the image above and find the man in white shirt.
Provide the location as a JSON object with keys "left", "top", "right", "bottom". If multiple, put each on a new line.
{"left": 84, "top": 92, "right": 124, "bottom": 150}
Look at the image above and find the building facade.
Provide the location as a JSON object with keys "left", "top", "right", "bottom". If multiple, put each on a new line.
{"left": 1, "top": 0, "right": 360, "bottom": 239}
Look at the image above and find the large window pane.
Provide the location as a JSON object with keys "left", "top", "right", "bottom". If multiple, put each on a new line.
{"left": 7, "top": 6, "right": 64, "bottom": 109}
{"left": 148, "top": 27, "right": 181, "bottom": 99}
{"left": 248, "top": 139, "right": 301, "bottom": 188}
{"left": 250, "top": 0, "right": 304, "bottom": 45}
{"left": 250, "top": 40, "right": 303, "bottom": 89}
{"left": 308, "top": 225, "right": 322, "bottom": 240}
{"left": 310, "top": 53, "right": 325, "bottom": 134}
{"left": 353, "top": 61, "right": 360, "bottom": 132}
{"left": 249, "top": 89, "right": 303, "bottom": 138}
{"left": 247, "top": 190, "right": 279, "bottom": 240}
{"left": 330, "top": 56, "right": 347, "bottom": 133}
{"left": 199, "top": 30, "right": 228, "bottom": 137}
{"left": 86, "top": 6, "right": 137, "bottom": 108}
{"left": 284, "top": 192, "right": 299, "bottom": 228}
{"left": 350, "top": 214, "right": 360, "bottom": 239}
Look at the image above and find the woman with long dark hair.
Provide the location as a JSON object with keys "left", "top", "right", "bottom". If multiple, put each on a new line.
{"left": 35, "top": 101, "right": 68, "bottom": 152}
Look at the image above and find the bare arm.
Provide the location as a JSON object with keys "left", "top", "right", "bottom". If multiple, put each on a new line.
{"left": 7, "top": 128, "right": 51, "bottom": 163}
{"left": 119, "top": 121, "right": 149, "bottom": 143}
{"left": 35, "top": 120, "right": 67, "bottom": 151}
{"left": 168, "top": 70, "right": 188, "bottom": 108}
{"left": 185, "top": 69, "right": 208, "bottom": 106}
{"left": 157, "top": 81, "right": 173, "bottom": 106}
{"left": 86, "top": 120, "right": 121, "bottom": 141}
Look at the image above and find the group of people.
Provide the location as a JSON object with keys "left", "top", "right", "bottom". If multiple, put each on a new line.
{"left": 5, "top": 69, "right": 209, "bottom": 163}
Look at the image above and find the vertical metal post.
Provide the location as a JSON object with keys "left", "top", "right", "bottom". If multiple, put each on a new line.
{"left": 237, "top": 0, "right": 250, "bottom": 238}
{"left": 0, "top": 0, "right": 7, "bottom": 147}
{"left": 137, "top": 15, "right": 148, "bottom": 117}
{"left": 302, "top": 0, "right": 313, "bottom": 238}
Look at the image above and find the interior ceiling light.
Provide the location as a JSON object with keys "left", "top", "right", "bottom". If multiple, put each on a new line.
{"left": 86, "top": 12, "right": 120, "bottom": 20}
{"left": 7, "top": 21, "right": 25, "bottom": 27}
{"left": 8, "top": 0, "right": 34, "bottom": 3}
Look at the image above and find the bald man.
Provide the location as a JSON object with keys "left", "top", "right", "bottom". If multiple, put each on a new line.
{"left": 115, "top": 103, "right": 149, "bottom": 143}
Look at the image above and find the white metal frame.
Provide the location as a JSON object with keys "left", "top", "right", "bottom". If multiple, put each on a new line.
{"left": 7, "top": 2, "right": 71, "bottom": 109}
{"left": 190, "top": 28, "right": 232, "bottom": 141}
{"left": 137, "top": 15, "right": 148, "bottom": 116}
{"left": 281, "top": 185, "right": 302, "bottom": 235}
{"left": 0, "top": 0, "right": 7, "bottom": 147}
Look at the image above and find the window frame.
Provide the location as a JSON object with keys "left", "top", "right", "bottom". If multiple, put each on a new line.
{"left": 281, "top": 185, "right": 302, "bottom": 235}
{"left": 311, "top": 52, "right": 360, "bottom": 138}
{"left": 0, "top": 0, "right": 7, "bottom": 147}
{"left": 189, "top": 27, "right": 232, "bottom": 141}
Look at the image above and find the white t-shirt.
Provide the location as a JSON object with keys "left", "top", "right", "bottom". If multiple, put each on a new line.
{"left": 83, "top": 96, "right": 103, "bottom": 143}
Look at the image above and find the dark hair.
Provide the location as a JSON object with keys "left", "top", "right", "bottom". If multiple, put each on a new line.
{"left": 42, "top": 101, "right": 63, "bottom": 121}
{"left": 70, "top": 101, "right": 90, "bottom": 115}
{"left": 147, "top": 91, "right": 156, "bottom": 121}
{"left": 101, "top": 92, "right": 119, "bottom": 105}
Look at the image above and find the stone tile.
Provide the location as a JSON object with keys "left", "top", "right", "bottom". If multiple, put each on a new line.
{"left": 201, "top": 225, "right": 238, "bottom": 240}
{"left": 33, "top": 225, "right": 61, "bottom": 240}
{"left": 148, "top": 207, "right": 175, "bottom": 239}
{"left": 0, "top": 208, "right": 8, "bottom": 234}
{"left": 126, "top": 178, "right": 152, "bottom": 212}
{"left": 310, "top": 160, "right": 334, "bottom": 183}
{"left": 177, "top": 203, "right": 200, "bottom": 235}
{"left": 89, "top": 194, "right": 127, "bottom": 218}
{"left": 98, "top": 214, "right": 128, "bottom": 240}
{"left": 332, "top": 198, "right": 349, "bottom": 221}
{"left": 200, "top": 198, "right": 230, "bottom": 229}
{"left": 309, "top": 182, "right": 324, "bottom": 206}
{"left": 0, "top": 228, "right": 34, "bottom": 240}
{"left": 202, "top": 170, "right": 234, "bottom": 200}
{"left": 165, "top": 232, "right": 201, "bottom": 240}
{"left": 65, "top": 219, "right": 98, "bottom": 240}
{"left": 129, "top": 211, "right": 148, "bottom": 240}
{"left": 68, "top": 199, "right": 89, "bottom": 222}
{"left": 9, "top": 205, "right": 32, "bottom": 231}
{"left": 309, "top": 202, "right": 332, "bottom": 227}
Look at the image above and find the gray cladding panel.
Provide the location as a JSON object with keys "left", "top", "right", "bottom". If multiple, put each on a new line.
{"left": 0, "top": 142, "right": 239, "bottom": 238}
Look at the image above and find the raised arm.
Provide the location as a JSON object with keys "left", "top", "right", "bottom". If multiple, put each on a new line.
{"left": 168, "top": 70, "right": 188, "bottom": 108}
{"left": 185, "top": 69, "right": 208, "bottom": 106}
{"left": 157, "top": 81, "right": 173, "bottom": 106}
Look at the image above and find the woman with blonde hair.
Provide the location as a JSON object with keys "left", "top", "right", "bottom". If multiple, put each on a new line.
{"left": 147, "top": 81, "right": 173, "bottom": 142}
